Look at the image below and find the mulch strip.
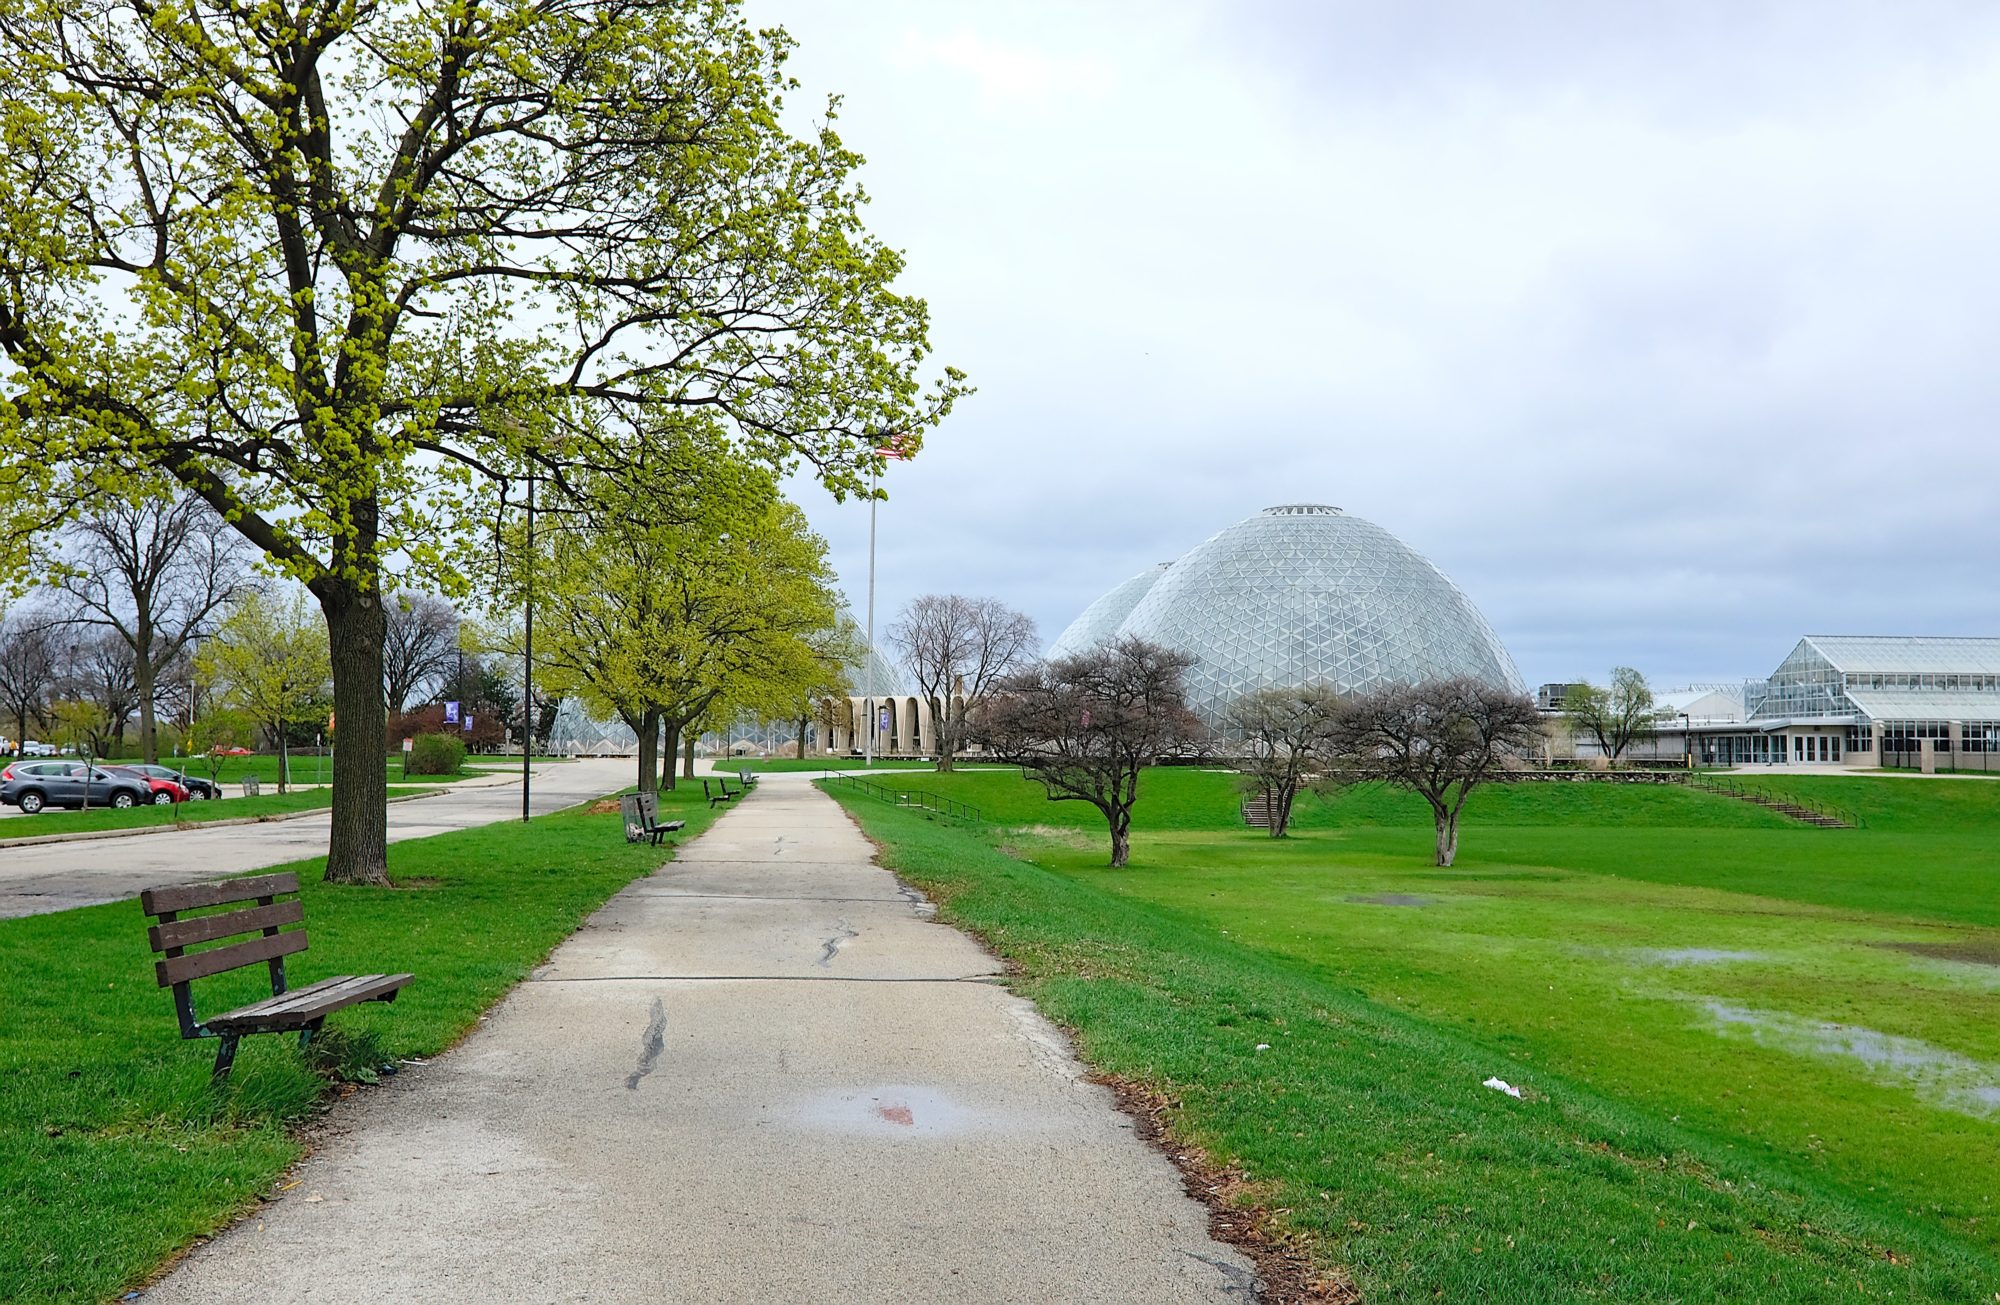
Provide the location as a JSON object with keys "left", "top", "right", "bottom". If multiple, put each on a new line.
{"left": 1093, "top": 1072, "right": 1361, "bottom": 1303}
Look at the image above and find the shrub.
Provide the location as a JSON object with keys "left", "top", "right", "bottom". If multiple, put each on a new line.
{"left": 406, "top": 732, "right": 465, "bottom": 775}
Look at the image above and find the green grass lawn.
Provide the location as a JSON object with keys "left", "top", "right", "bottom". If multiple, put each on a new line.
{"left": 0, "top": 783, "right": 715, "bottom": 1304}
{"left": 0, "top": 786, "right": 461, "bottom": 842}
{"left": 829, "top": 768, "right": 2000, "bottom": 1301}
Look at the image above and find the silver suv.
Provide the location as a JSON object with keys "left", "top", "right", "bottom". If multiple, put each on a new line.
{"left": 0, "top": 761, "right": 151, "bottom": 813}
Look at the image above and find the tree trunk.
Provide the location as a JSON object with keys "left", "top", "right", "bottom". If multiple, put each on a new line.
{"left": 934, "top": 696, "right": 956, "bottom": 773}
{"left": 796, "top": 716, "right": 808, "bottom": 759}
{"left": 320, "top": 583, "right": 391, "bottom": 886}
{"left": 1434, "top": 809, "right": 1458, "bottom": 867}
{"left": 682, "top": 732, "right": 695, "bottom": 779}
{"left": 636, "top": 708, "right": 660, "bottom": 794}
{"left": 1269, "top": 783, "right": 1293, "bottom": 838}
{"left": 134, "top": 613, "right": 158, "bottom": 763}
{"left": 275, "top": 724, "right": 289, "bottom": 793}
{"left": 662, "top": 719, "right": 679, "bottom": 791}
{"left": 1107, "top": 806, "right": 1131, "bottom": 868}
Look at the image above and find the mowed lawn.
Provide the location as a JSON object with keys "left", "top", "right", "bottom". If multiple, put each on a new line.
{"left": 833, "top": 768, "right": 2000, "bottom": 1300}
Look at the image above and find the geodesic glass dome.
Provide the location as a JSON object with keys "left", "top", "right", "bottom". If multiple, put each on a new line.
{"left": 1045, "top": 562, "right": 1171, "bottom": 661}
{"left": 1063, "top": 504, "right": 1524, "bottom": 727}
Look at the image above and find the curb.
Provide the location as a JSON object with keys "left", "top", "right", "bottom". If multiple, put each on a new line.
{"left": 0, "top": 789, "right": 446, "bottom": 849}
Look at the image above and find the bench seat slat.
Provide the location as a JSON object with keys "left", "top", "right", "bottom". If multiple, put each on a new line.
{"left": 206, "top": 973, "right": 413, "bottom": 1033}
{"left": 148, "top": 900, "right": 304, "bottom": 953}
{"left": 141, "top": 872, "right": 301, "bottom": 917}
{"left": 154, "top": 929, "right": 309, "bottom": 987}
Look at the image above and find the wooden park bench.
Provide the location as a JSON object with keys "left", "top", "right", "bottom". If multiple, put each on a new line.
{"left": 140, "top": 872, "right": 413, "bottom": 1081}
{"left": 701, "top": 777, "right": 738, "bottom": 808}
{"left": 620, "top": 791, "right": 686, "bottom": 846}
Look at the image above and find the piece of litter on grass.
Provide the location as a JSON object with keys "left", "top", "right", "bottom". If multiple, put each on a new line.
{"left": 1482, "top": 1077, "right": 1523, "bottom": 1098}
{"left": 1255, "top": 1043, "right": 1271, "bottom": 1052}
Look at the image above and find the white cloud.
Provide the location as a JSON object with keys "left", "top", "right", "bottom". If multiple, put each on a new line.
{"left": 891, "top": 27, "right": 1110, "bottom": 105}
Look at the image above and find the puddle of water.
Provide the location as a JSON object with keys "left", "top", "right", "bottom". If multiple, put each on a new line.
{"left": 1701, "top": 1001, "right": 2000, "bottom": 1120}
{"left": 790, "top": 1085, "right": 988, "bottom": 1138}
{"left": 1346, "top": 893, "right": 1434, "bottom": 908}
{"left": 1639, "top": 948, "right": 1765, "bottom": 966}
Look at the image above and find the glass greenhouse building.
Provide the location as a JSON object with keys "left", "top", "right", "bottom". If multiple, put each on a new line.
{"left": 1047, "top": 504, "right": 1525, "bottom": 727}
{"left": 1665, "top": 636, "right": 2000, "bottom": 771}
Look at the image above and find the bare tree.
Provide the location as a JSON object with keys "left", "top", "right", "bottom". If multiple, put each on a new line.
{"left": 52, "top": 497, "right": 254, "bottom": 762}
{"left": 1561, "top": 667, "right": 1663, "bottom": 764}
{"left": 1227, "top": 683, "right": 1347, "bottom": 838}
{"left": 976, "top": 638, "right": 1203, "bottom": 867}
{"left": 66, "top": 632, "right": 140, "bottom": 756}
{"left": 889, "top": 594, "right": 1039, "bottom": 772}
{"left": 1331, "top": 678, "right": 1544, "bottom": 867}
{"left": 382, "top": 593, "right": 461, "bottom": 715}
{"left": 0, "top": 608, "right": 57, "bottom": 753}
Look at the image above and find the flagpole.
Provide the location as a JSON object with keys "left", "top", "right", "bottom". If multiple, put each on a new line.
{"left": 864, "top": 462, "right": 877, "bottom": 768}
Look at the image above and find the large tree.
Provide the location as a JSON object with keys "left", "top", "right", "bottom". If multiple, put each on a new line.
{"left": 1561, "top": 667, "right": 1662, "bottom": 764}
{"left": 51, "top": 496, "right": 254, "bottom": 762}
{"left": 1331, "top": 678, "right": 1543, "bottom": 867}
{"left": 888, "top": 594, "right": 1037, "bottom": 772}
{"left": 0, "top": 0, "right": 963, "bottom": 882}
{"left": 526, "top": 442, "right": 840, "bottom": 792}
{"left": 1227, "top": 683, "right": 1346, "bottom": 839}
{"left": 977, "top": 638, "right": 1202, "bottom": 868}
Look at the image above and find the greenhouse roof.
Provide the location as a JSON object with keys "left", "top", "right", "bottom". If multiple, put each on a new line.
{"left": 1804, "top": 636, "right": 2000, "bottom": 675}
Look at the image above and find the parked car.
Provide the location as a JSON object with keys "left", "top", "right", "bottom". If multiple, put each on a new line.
{"left": 120, "top": 764, "right": 220, "bottom": 801}
{"left": 20, "top": 740, "right": 56, "bottom": 757}
{"left": 104, "top": 766, "right": 190, "bottom": 805}
{"left": 0, "top": 761, "right": 151, "bottom": 813}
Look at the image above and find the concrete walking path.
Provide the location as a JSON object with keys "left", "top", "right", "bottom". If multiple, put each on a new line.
{"left": 142, "top": 774, "right": 1255, "bottom": 1302}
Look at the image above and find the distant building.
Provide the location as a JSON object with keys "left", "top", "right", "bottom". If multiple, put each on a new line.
{"left": 1656, "top": 636, "right": 2000, "bottom": 771}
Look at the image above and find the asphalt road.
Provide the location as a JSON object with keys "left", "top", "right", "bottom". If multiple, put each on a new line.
{"left": 0, "top": 758, "right": 634, "bottom": 919}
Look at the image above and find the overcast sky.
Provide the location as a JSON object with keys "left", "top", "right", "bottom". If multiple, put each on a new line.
{"left": 757, "top": 0, "right": 2000, "bottom": 690}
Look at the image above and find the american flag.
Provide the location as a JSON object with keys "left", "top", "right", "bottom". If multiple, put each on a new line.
{"left": 875, "top": 431, "right": 918, "bottom": 461}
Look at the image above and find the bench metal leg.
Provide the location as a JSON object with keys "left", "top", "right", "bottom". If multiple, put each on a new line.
{"left": 211, "top": 1035, "right": 241, "bottom": 1081}
{"left": 297, "top": 1020, "right": 324, "bottom": 1055}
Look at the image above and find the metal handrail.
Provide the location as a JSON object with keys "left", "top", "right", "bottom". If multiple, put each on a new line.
{"left": 820, "top": 773, "right": 984, "bottom": 823}
{"left": 1683, "top": 773, "right": 1864, "bottom": 829}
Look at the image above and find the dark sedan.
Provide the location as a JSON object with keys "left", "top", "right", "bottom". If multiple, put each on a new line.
{"left": 0, "top": 761, "right": 151, "bottom": 813}
{"left": 118, "top": 764, "right": 221, "bottom": 801}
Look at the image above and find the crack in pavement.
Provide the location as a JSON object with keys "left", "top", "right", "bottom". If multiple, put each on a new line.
{"left": 624, "top": 996, "right": 667, "bottom": 1090}
{"left": 1184, "top": 1250, "right": 1260, "bottom": 1299}
{"left": 816, "top": 921, "right": 859, "bottom": 968}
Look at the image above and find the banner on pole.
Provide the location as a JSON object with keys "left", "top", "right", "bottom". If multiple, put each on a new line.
{"left": 444, "top": 701, "right": 460, "bottom": 724}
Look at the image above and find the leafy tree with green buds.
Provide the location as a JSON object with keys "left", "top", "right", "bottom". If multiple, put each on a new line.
{"left": 0, "top": 0, "right": 964, "bottom": 882}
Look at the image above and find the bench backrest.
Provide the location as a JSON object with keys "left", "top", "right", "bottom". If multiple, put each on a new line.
{"left": 637, "top": 790, "right": 662, "bottom": 823}
{"left": 140, "top": 872, "right": 305, "bottom": 1038}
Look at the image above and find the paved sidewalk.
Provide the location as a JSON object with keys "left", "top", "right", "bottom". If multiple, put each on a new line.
{"left": 142, "top": 774, "right": 1255, "bottom": 1303}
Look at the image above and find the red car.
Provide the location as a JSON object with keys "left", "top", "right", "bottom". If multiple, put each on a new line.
{"left": 105, "top": 766, "right": 190, "bottom": 805}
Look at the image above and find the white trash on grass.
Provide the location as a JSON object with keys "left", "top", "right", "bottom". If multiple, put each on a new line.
{"left": 1482, "top": 1076, "right": 1523, "bottom": 1098}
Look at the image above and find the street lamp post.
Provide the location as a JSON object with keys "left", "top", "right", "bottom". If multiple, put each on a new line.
{"left": 522, "top": 464, "right": 534, "bottom": 822}
{"left": 1681, "top": 712, "right": 1693, "bottom": 770}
